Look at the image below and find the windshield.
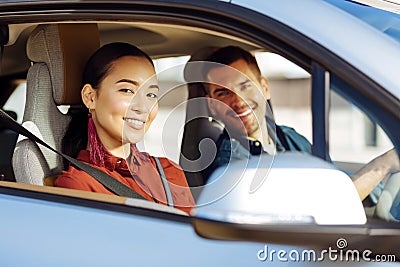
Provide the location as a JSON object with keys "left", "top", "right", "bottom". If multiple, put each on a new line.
{"left": 324, "top": 0, "right": 400, "bottom": 44}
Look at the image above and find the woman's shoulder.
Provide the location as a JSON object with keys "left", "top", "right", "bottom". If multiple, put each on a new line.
{"left": 150, "top": 156, "right": 194, "bottom": 208}
{"left": 149, "top": 156, "right": 187, "bottom": 181}
{"left": 149, "top": 156, "right": 182, "bottom": 171}
{"left": 55, "top": 165, "right": 92, "bottom": 189}
{"left": 54, "top": 150, "right": 100, "bottom": 190}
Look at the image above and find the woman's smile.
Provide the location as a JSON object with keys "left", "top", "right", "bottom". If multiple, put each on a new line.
{"left": 124, "top": 117, "right": 146, "bottom": 130}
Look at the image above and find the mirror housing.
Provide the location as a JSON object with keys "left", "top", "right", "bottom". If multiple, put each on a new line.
{"left": 190, "top": 153, "right": 400, "bottom": 259}
{"left": 192, "top": 152, "right": 366, "bottom": 225}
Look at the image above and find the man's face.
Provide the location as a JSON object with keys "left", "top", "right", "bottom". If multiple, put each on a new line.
{"left": 206, "top": 59, "right": 270, "bottom": 139}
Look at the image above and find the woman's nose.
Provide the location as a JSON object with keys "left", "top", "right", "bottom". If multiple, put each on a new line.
{"left": 129, "top": 93, "right": 147, "bottom": 113}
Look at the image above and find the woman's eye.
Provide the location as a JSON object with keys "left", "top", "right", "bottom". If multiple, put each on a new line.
{"left": 120, "top": 88, "right": 134, "bottom": 94}
{"left": 147, "top": 93, "right": 158, "bottom": 99}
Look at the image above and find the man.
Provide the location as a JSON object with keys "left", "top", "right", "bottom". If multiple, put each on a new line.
{"left": 202, "top": 46, "right": 311, "bottom": 180}
{"left": 202, "top": 45, "right": 399, "bottom": 201}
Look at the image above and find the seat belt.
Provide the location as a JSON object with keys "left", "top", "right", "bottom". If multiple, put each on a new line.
{"left": 0, "top": 108, "right": 147, "bottom": 200}
{"left": 153, "top": 157, "right": 174, "bottom": 207}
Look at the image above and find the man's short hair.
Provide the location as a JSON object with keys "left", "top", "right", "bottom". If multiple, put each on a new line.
{"left": 203, "top": 46, "right": 261, "bottom": 93}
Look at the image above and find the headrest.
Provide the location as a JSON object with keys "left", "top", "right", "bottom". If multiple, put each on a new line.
{"left": 183, "top": 46, "right": 219, "bottom": 87}
{"left": 27, "top": 24, "right": 100, "bottom": 105}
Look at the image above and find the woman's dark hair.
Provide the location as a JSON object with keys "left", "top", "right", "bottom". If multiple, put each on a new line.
{"left": 62, "top": 42, "right": 154, "bottom": 168}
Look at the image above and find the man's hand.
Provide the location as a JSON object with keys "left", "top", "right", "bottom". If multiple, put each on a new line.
{"left": 352, "top": 148, "right": 399, "bottom": 200}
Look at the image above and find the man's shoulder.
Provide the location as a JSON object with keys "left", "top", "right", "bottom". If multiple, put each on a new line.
{"left": 278, "top": 125, "right": 303, "bottom": 137}
{"left": 276, "top": 125, "right": 312, "bottom": 153}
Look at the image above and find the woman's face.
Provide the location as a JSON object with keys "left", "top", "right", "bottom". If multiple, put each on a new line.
{"left": 88, "top": 56, "right": 159, "bottom": 148}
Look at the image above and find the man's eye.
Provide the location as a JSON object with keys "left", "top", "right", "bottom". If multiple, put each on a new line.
{"left": 241, "top": 83, "right": 252, "bottom": 90}
{"left": 147, "top": 93, "right": 158, "bottom": 99}
{"left": 216, "top": 90, "right": 230, "bottom": 97}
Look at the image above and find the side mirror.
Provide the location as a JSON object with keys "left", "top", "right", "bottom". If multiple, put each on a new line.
{"left": 192, "top": 152, "right": 366, "bottom": 225}
{"left": 191, "top": 153, "right": 400, "bottom": 259}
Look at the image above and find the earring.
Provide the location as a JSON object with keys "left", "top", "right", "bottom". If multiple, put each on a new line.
{"left": 87, "top": 113, "right": 108, "bottom": 166}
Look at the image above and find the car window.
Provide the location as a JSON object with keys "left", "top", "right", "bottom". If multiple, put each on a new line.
{"left": 255, "top": 50, "right": 396, "bottom": 176}
{"left": 138, "top": 55, "right": 190, "bottom": 163}
{"left": 328, "top": 72, "right": 399, "bottom": 220}
{"left": 329, "top": 89, "right": 394, "bottom": 170}
{"left": 3, "top": 82, "right": 26, "bottom": 123}
{"left": 255, "top": 52, "right": 312, "bottom": 143}
{"left": 254, "top": 50, "right": 399, "bottom": 223}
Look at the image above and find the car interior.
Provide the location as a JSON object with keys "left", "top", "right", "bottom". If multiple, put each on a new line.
{"left": 0, "top": 21, "right": 261, "bottom": 212}
{"left": 0, "top": 20, "right": 398, "bottom": 222}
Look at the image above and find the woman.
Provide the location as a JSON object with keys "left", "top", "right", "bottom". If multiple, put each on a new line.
{"left": 55, "top": 42, "right": 194, "bottom": 213}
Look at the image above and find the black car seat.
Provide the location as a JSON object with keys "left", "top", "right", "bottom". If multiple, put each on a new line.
{"left": 12, "top": 24, "right": 100, "bottom": 185}
{"left": 0, "top": 110, "right": 18, "bottom": 181}
{"left": 179, "top": 47, "right": 221, "bottom": 196}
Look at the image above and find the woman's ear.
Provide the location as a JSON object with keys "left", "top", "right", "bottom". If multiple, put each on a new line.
{"left": 81, "top": 84, "right": 97, "bottom": 110}
{"left": 260, "top": 76, "right": 271, "bottom": 100}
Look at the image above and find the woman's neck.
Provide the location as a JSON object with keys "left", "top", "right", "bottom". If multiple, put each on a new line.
{"left": 87, "top": 134, "right": 130, "bottom": 159}
{"left": 102, "top": 139, "right": 130, "bottom": 159}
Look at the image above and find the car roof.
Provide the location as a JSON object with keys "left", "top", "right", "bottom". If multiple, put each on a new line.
{"left": 351, "top": 0, "right": 400, "bottom": 14}
{"left": 326, "top": 0, "right": 400, "bottom": 44}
